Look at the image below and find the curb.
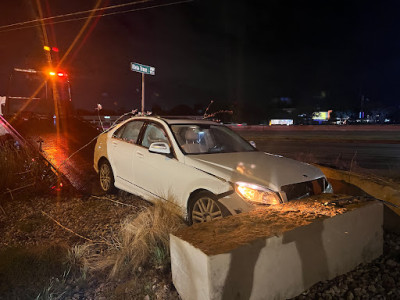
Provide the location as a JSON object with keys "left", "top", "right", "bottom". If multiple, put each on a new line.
{"left": 317, "top": 165, "right": 400, "bottom": 232}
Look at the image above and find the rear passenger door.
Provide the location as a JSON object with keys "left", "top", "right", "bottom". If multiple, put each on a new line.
{"left": 108, "top": 120, "right": 144, "bottom": 190}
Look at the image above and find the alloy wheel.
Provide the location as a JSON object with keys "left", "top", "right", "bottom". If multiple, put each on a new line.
{"left": 100, "top": 163, "right": 112, "bottom": 191}
{"left": 192, "top": 196, "right": 223, "bottom": 223}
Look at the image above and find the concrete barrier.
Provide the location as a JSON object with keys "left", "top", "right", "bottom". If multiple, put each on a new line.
{"left": 317, "top": 165, "right": 400, "bottom": 218}
{"left": 171, "top": 201, "right": 383, "bottom": 300}
{"left": 317, "top": 165, "right": 400, "bottom": 234}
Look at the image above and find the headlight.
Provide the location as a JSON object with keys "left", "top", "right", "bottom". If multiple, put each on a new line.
{"left": 235, "top": 182, "right": 281, "bottom": 205}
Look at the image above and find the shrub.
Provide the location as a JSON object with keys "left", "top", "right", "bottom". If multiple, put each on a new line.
{"left": 86, "top": 199, "right": 186, "bottom": 279}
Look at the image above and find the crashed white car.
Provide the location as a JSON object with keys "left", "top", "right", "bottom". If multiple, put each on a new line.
{"left": 94, "top": 116, "right": 332, "bottom": 223}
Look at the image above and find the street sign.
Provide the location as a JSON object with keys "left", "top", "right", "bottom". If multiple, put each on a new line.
{"left": 130, "top": 62, "right": 155, "bottom": 75}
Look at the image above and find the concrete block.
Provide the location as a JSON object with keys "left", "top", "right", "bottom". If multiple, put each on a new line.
{"left": 171, "top": 201, "right": 383, "bottom": 300}
{"left": 317, "top": 165, "right": 400, "bottom": 216}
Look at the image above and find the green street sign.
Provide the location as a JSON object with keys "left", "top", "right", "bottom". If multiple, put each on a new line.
{"left": 130, "top": 62, "right": 155, "bottom": 75}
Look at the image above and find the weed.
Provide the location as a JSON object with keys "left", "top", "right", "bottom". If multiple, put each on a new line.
{"left": 66, "top": 244, "right": 91, "bottom": 280}
{"left": 33, "top": 244, "right": 92, "bottom": 300}
{"left": 86, "top": 199, "right": 186, "bottom": 279}
{"left": 35, "top": 272, "right": 69, "bottom": 300}
{"left": 152, "top": 245, "right": 168, "bottom": 267}
{"left": 66, "top": 244, "right": 91, "bottom": 268}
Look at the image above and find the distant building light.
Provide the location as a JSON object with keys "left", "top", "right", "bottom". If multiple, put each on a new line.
{"left": 104, "top": 116, "right": 110, "bottom": 119}
{"left": 269, "top": 119, "right": 294, "bottom": 126}
{"left": 312, "top": 110, "right": 332, "bottom": 121}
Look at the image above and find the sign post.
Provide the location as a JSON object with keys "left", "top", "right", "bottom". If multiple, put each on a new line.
{"left": 130, "top": 62, "right": 155, "bottom": 114}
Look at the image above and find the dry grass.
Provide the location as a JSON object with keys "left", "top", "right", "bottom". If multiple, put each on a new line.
{"left": 85, "top": 199, "right": 186, "bottom": 279}
{"left": 66, "top": 244, "right": 91, "bottom": 277}
{"left": 0, "top": 136, "right": 57, "bottom": 200}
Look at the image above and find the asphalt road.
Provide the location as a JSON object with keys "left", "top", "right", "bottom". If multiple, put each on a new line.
{"left": 9, "top": 117, "right": 100, "bottom": 194}
{"left": 237, "top": 126, "right": 400, "bottom": 181}
{"left": 7, "top": 119, "right": 400, "bottom": 193}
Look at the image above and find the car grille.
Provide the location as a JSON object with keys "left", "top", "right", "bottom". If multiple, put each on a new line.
{"left": 281, "top": 178, "right": 325, "bottom": 201}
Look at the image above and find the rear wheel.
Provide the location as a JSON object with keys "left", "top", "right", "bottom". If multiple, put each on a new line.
{"left": 188, "top": 191, "right": 229, "bottom": 224}
{"left": 99, "top": 160, "right": 115, "bottom": 193}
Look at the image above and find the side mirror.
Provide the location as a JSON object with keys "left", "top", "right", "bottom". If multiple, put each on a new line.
{"left": 149, "top": 142, "right": 171, "bottom": 155}
{"left": 249, "top": 141, "right": 256, "bottom": 148}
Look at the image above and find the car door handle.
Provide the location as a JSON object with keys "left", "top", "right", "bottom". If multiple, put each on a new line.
{"left": 136, "top": 151, "right": 144, "bottom": 158}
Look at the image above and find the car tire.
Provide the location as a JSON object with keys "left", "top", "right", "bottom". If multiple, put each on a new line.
{"left": 188, "top": 191, "right": 230, "bottom": 224}
{"left": 99, "top": 160, "right": 116, "bottom": 193}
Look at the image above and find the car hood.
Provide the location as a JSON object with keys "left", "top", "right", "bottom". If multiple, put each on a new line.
{"left": 184, "top": 151, "right": 325, "bottom": 191}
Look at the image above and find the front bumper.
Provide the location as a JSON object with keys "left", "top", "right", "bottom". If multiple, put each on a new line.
{"left": 217, "top": 178, "right": 333, "bottom": 216}
{"left": 217, "top": 191, "right": 256, "bottom": 215}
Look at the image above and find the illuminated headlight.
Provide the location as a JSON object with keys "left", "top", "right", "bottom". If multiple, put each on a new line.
{"left": 235, "top": 182, "right": 281, "bottom": 205}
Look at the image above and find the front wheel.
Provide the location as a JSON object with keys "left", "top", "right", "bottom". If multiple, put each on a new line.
{"left": 188, "top": 191, "right": 230, "bottom": 224}
{"left": 99, "top": 160, "right": 116, "bottom": 193}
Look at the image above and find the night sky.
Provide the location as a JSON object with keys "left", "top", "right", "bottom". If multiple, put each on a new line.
{"left": 1, "top": 0, "right": 400, "bottom": 119}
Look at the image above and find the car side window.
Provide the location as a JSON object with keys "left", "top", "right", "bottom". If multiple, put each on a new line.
{"left": 141, "top": 123, "right": 169, "bottom": 148}
{"left": 112, "top": 126, "right": 125, "bottom": 139}
{"left": 114, "top": 121, "right": 144, "bottom": 143}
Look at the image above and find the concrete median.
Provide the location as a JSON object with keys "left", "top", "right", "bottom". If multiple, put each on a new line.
{"left": 317, "top": 165, "right": 400, "bottom": 233}
{"left": 171, "top": 200, "right": 383, "bottom": 300}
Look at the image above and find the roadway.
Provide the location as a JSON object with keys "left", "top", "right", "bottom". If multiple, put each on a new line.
{"left": 6, "top": 119, "right": 400, "bottom": 194}
{"left": 237, "top": 126, "right": 400, "bottom": 181}
{"left": 9, "top": 117, "right": 100, "bottom": 194}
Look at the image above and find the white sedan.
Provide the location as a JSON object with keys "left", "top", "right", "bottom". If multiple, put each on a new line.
{"left": 93, "top": 116, "right": 333, "bottom": 223}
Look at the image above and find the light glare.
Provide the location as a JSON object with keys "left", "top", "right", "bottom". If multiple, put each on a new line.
{"left": 236, "top": 182, "right": 280, "bottom": 205}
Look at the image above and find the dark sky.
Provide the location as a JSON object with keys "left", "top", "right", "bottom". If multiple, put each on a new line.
{"left": 1, "top": 0, "right": 400, "bottom": 115}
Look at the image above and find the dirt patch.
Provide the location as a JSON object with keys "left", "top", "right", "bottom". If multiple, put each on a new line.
{"left": 176, "top": 194, "right": 372, "bottom": 255}
{"left": 0, "top": 194, "right": 182, "bottom": 299}
{"left": 0, "top": 194, "right": 150, "bottom": 248}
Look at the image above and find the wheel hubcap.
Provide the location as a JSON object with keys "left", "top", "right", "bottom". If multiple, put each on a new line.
{"left": 192, "top": 197, "right": 223, "bottom": 223}
{"left": 100, "top": 164, "right": 111, "bottom": 190}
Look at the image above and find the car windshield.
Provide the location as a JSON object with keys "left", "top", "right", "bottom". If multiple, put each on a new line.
{"left": 171, "top": 124, "right": 255, "bottom": 154}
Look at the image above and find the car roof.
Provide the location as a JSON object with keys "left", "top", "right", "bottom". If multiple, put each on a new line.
{"left": 128, "top": 116, "right": 220, "bottom": 126}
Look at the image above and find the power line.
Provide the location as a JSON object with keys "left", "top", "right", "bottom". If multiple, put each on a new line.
{"left": 0, "top": 0, "right": 154, "bottom": 30}
{"left": 0, "top": 0, "right": 193, "bottom": 33}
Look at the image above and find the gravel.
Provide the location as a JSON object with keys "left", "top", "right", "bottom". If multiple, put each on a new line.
{"left": 293, "top": 231, "right": 400, "bottom": 300}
